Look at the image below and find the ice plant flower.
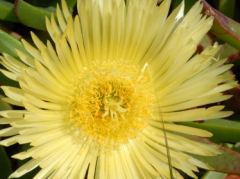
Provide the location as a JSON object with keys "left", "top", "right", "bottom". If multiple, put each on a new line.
{"left": 0, "top": 0, "right": 237, "bottom": 178}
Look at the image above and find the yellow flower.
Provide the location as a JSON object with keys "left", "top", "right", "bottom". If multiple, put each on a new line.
{"left": 0, "top": 0, "right": 237, "bottom": 178}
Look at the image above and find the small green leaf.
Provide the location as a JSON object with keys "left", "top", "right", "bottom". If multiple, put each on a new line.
{"left": 0, "top": 29, "right": 25, "bottom": 57}
{"left": 202, "top": 0, "right": 240, "bottom": 49}
{"left": 15, "top": 0, "right": 54, "bottom": 30}
{"left": 202, "top": 171, "right": 227, "bottom": 179}
{"left": 181, "top": 119, "right": 240, "bottom": 143}
{"left": 0, "top": 0, "right": 18, "bottom": 22}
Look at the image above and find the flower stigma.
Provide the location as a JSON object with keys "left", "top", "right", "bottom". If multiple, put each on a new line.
{"left": 68, "top": 61, "right": 155, "bottom": 148}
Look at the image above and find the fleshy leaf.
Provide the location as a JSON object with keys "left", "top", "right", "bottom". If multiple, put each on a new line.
{"left": 0, "top": 29, "right": 25, "bottom": 57}
{"left": 0, "top": 30, "right": 23, "bottom": 86}
{"left": 0, "top": 0, "right": 18, "bottom": 22}
{"left": 14, "top": 0, "right": 53, "bottom": 30}
{"left": 14, "top": 0, "right": 76, "bottom": 30}
{"left": 201, "top": 0, "right": 240, "bottom": 49}
{"left": 202, "top": 171, "right": 227, "bottom": 179}
{"left": 219, "top": 43, "right": 239, "bottom": 60}
{"left": 192, "top": 144, "right": 240, "bottom": 175}
{"left": 181, "top": 119, "right": 240, "bottom": 143}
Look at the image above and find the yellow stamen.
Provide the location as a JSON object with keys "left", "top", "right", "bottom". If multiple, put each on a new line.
{"left": 68, "top": 61, "right": 155, "bottom": 148}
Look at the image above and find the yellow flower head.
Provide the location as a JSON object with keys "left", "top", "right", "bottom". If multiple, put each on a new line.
{"left": 0, "top": 0, "right": 237, "bottom": 178}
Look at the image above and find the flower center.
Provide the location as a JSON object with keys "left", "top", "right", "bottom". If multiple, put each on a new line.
{"left": 68, "top": 61, "right": 154, "bottom": 148}
{"left": 102, "top": 95, "right": 127, "bottom": 120}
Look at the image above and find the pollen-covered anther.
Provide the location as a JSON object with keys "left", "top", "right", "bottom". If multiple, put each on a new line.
{"left": 102, "top": 96, "right": 127, "bottom": 120}
{"left": 68, "top": 62, "right": 154, "bottom": 148}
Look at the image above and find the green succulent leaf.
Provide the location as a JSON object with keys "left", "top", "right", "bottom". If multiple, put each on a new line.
{"left": 201, "top": 0, "right": 240, "bottom": 49}
{"left": 0, "top": 30, "right": 23, "bottom": 86}
{"left": 202, "top": 171, "right": 227, "bottom": 179}
{"left": 192, "top": 144, "right": 240, "bottom": 175}
{"left": 219, "top": 43, "right": 239, "bottom": 59}
{"left": 181, "top": 119, "right": 240, "bottom": 143}
{"left": 15, "top": 0, "right": 53, "bottom": 30}
{"left": 0, "top": 0, "right": 18, "bottom": 22}
{"left": 0, "top": 29, "right": 24, "bottom": 57}
{"left": 14, "top": 0, "right": 76, "bottom": 30}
